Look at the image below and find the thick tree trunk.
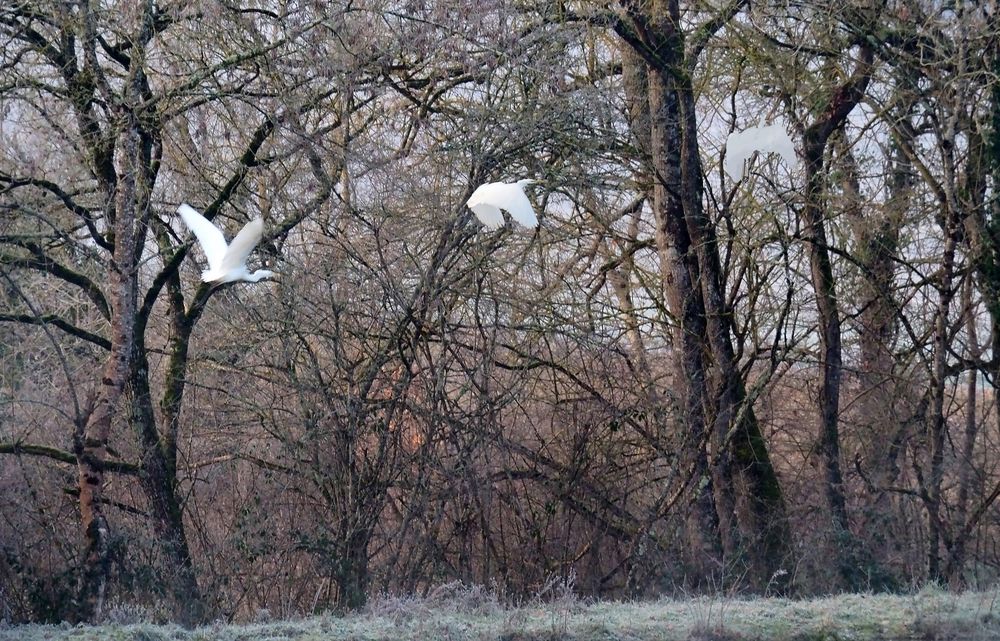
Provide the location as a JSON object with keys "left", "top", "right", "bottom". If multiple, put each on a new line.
{"left": 130, "top": 350, "right": 208, "bottom": 625}
{"left": 676, "top": 77, "right": 791, "bottom": 594}
{"left": 649, "top": 74, "right": 728, "bottom": 585}
{"left": 802, "top": 138, "right": 852, "bottom": 586}
{"left": 74, "top": 5, "right": 158, "bottom": 615}
{"left": 74, "top": 120, "right": 143, "bottom": 623}
{"left": 619, "top": 0, "right": 793, "bottom": 591}
{"left": 793, "top": 43, "right": 873, "bottom": 590}
{"left": 74, "top": 354, "right": 127, "bottom": 621}
{"left": 332, "top": 529, "right": 372, "bottom": 611}
{"left": 622, "top": 45, "right": 723, "bottom": 584}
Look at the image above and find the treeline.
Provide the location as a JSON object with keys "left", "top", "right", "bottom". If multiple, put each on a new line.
{"left": 1, "top": 0, "right": 999, "bottom": 625}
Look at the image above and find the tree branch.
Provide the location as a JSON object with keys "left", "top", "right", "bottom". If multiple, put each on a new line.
{"left": 0, "top": 313, "right": 110, "bottom": 349}
{"left": 0, "top": 441, "right": 139, "bottom": 475}
{"left": 804, "top": 44, "right": 875, "bottom": 152}
{"left": 0, "top": 171, "right": 110, "bottom": 250}
{"left": 0, "top": 246, "right": 110, "bottom": 320}
{"left": 688, "top": 0, "right": 749, "bottom": 64}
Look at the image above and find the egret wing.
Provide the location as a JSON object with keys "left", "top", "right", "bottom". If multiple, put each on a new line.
{"left": 723, "top": 129, "right": 754, "bottom": 179}
{"left": 467, "top": 184, "right": 507, "bottom": 229}
{"left": 764, "top": 123, "right": 798, "bottom": 169}
{"left": 178, "top": 204, "right": 228, "bottom": 271}
{"left": 468, "top": 182, "right": 538, "bottom": 229}
{"left": 220, "top": 217, "right": 264, "bottom": 272}
{"left": 468, "top": 202, "right": 505, "bottom": 230}
{"left": 724, "top": 121, "right": 798, "bottom": 179}
{"left": 499, "top": 184, "right": 538, "bottom": 228}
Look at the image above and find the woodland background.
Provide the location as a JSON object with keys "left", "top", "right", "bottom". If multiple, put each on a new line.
{"left": 1, "top": 0, "right": 999, "bottom": 627}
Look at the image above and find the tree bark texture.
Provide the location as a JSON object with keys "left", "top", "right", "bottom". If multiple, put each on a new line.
{"left": 797, "top": 42, "right": 873, "bottom": 590}
{"left": 616, "top": 0, "right": 793, "bottom": 591}
{"left": 74, "top": 120, "right": 142, "bottom": 622}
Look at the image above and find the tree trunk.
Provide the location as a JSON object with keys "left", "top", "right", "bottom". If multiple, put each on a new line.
{"left": 926, "top": 217, "right": 958, "bottom": 583}
{"left": 944, "top": 99, "right": 993, "bottom": 588}
{"left": 73, "top": 118, "right": 143, "bottom": 623}
{"left": 802, "top": 135, "right": 852, "bottom": 587}
{"left": 633, "top": 49, "right": 725, "bottom": 587}
{"left": 843, "top": 124, "right": 909, "bottom": 591}
{"left": 793, "top": 42, "right": 873, "bottom": 590}
{"left": 332, "top": 529, "right": 372, "bottom": 611}
{"left": 74, "top": 344, "right": 127, "bottom": 622}
{"left": 129, "top": 350, "right": 208, "bottom": 625}
{"left": 946, "top": 278, "right": 980, "bottom": 588}
{"left": 616, "top": 0, "right": 792, "bottom": 591}
{"left": 677, "top": 75, "right": 791, "bottom": 595}
{"left": 74, "top": 4, "right": 158, "bottom": 617}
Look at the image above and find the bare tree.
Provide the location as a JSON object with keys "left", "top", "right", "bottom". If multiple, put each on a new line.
{"left": 0, "top": 0, "right": 345, "bottom": 622}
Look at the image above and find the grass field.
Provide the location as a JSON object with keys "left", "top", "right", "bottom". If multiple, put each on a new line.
{"left": 3, "top": 585, "right": 999, "bottom": 640}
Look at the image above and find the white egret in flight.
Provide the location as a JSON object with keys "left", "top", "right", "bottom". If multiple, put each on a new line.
{"left": 724, "top": 120, "right": 799, "bottom": 179}
{"left": 466, "top": 179, "right": 539, "bottom": 230}
{"left": 177, "top": 203, "right": 275, "bottom": 283}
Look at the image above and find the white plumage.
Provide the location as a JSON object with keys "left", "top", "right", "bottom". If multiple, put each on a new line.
{"left": 177, "top": 203, "right": 275, "bottom": 283}
{"left": 466, "top": 179, "right": 539, "bottom": 230}
{"left": 724, "top": 120, "right": 799, "bottom": 179}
